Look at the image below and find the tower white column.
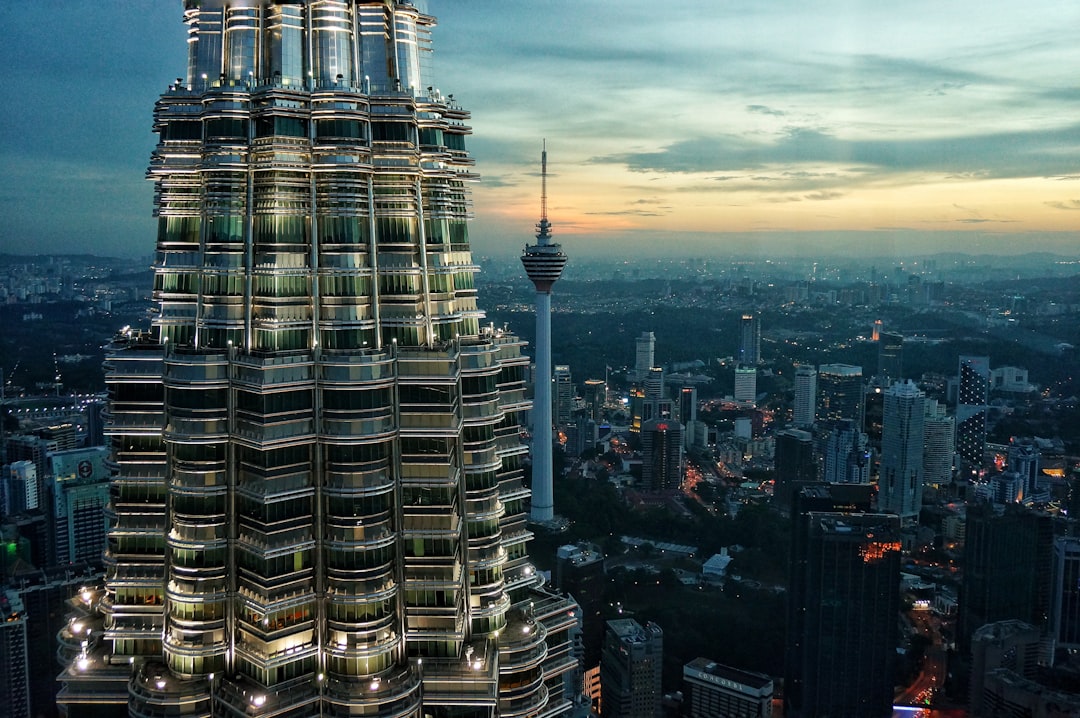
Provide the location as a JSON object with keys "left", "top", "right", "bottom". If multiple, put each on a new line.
{"left": 521, "top": 142, "right": 566, "bottom": 523}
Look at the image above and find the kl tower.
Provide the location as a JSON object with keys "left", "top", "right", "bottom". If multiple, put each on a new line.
{"left": 521, "top": 142, "right": 567, "bottom": 523}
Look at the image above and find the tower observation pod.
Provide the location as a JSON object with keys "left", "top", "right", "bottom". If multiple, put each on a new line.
{"left": 521, "top": 142, "right": 567, "bottom": 524}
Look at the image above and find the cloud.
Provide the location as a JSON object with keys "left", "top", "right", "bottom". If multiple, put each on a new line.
{"left": 747, "top": 105, "right": 786, "bottom": 117}
{"left": 596, "top": 122, "right": 1080, "bottom": 181}
{"left": 1045, "top": 200, "right": 1080, "bottom": 210}
{"left": 805, "top": 191, "right": 845, "bottom": 201}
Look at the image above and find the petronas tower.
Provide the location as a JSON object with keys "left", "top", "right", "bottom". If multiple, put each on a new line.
{"left": 56, "top": 3, "right": 581, "bottom": 716}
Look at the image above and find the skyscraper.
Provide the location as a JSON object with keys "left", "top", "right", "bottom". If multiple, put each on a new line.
{"left": 785, "top": 511, "right": 900, "bottom": 718}
{"left": 793, "top": 365, "right": 816, "bottom": 428}
{"left": 739, "top": 313, "right": 761, "bottom": 365}
{"left": 957, "top": 355, "right": 991, "bottom": 475}
{"left": 634, "top": 332, "right": 655, "bottom": 381}
{"left": 733, "top": 365, "right": 757, "bottom": 403}
{"left": 0, "top": 590, "right": 31, "bottom": 718}
{"left": 553, "top": 364, "right": 574, "bottom": 429}
{"left": 816, "top": 363, "right": 864, "bottom": 426}
{"left": 922, "top": 399, "right": 955, "bottom": 490}
{"left": 640, "top": 419, "right": 684, "bottom": 493}
{"left": 877, "top": 331, "right": 903, "bottom": 382}
{"left": 600, "top": 619, "right": 663, "bottom": 718}
{"left": 1051, "top": 536, "right": 1080, "bottom": 655}
{"left": 819, "top": 418, "right": 870, "bottom": 485}
{"left": 879, "top": 380, "right": 925, "bottom": 520}
{"left": 58, "top": 3, "right": 578, "bottom": 716}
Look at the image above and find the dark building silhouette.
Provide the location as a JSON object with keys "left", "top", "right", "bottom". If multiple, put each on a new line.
{"left": 877, "top": 331, "right": 903, "bottom": 382}
{"left": 640, "top": 419, "right": 683, "bottom": 492}
{"left": 785, "top": 484, "right": 890, "bottom": 718}
{"left": 774, "top": 428, "right": 816, "bottom": 509}
{"left": 739, "top": 314, "right": 761, "bottom": 365}
{"left": 959, "top": 502, "right": 1054, "bottom": 654}
{"left": 600, "top": 619, "right": 663, "bottom": 718}
{"left": 816, "top": 364, "right": 864, "bottom": 426}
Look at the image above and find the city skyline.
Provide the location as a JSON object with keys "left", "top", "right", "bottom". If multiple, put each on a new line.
{"left": 3, "top": 1, "right": 1080, "bottom": 260}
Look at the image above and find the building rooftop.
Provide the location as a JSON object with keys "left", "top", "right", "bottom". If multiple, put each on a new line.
{"left": 684, "top": 657, "right": 773, "bottom": 691}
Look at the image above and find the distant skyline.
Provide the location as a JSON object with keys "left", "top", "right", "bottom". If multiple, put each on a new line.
{"left": 2, "top": 1, "right": 1079, "bottom": 259}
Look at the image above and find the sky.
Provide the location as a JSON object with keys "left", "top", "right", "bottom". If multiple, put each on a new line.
{"left": 2, "top": 1, "right": 1079, "bottom": 260}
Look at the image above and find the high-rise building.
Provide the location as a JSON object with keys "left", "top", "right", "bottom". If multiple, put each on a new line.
{"left": 554, "top": 543, "right": 606, "bottom": 704}
{"left": 922, "top": 399, "right": 955, "bottom": 490}
{"left": 957, "top": 355, "right": 991, "bottom": 475}
{"left": 0, "top": 590, "right": 31, "bottom": 718}
{"left": 640, "top": 419, "right": 684, "bottom": 493}
{"left": 785, "top": 511, "right": 900, "bottom": 718}
{"left": 4, "top": 461, "right": 38, "bottom": 515}
{"left": 1008, "top": 438, "right": 1042, "bottom": 500}
{"left": 959, "top": 502, "right": 1053, "bottom": 653}
{"left": 793, "top": 365, "right": 816, "bottom": 428}
{"left": 523, "top": 143, "right": 568, "bottom": 524}
{"left": 677, "top": 386, "right": 697, "bottom": 425}
{"left": 584, "top": 378, "right": 606, "bottom": 423}
{"left": 879, "top": 380, "right": 925, "bottom": 520}
{"left": 774, "top": 429, "right": 816, "bottom": 509}
{"left": 816, "top": 364, "right": 864, "bottom": 426}
{"left": 600, "top": 619, "right": 663, "bottom": 718}
{"left": 733, "top": 365, "right": 757, "bottom": 403}
{"left": 969, "top": 620, "right": 1041, "bottom": 715}
{"left": 682, "top": 658, "right": 773, "bottom": 718}
{"left": 1051, "top": 537, "right": 1080, "bottom": 655}
{"left": 819, "top": 419, "right": 869, "bottom": 485}
{"left": 48, "top": 447, "right": 111, "bottom": 565}
{"left": 739, "top": 314, "right": 761, "bottom": 365}
{"left": 634, "top": 332, "right": 655, "bottom": 381}
{"left": 643, "top": 366, "right": 664, "bottom": 402}
{"left": 877, "top": 331, "right": 903, "bottom": 382}
{"left": 553, "top": 364, "right": 574, "bottom": 429}
{"left": 57, "top": 4, "right": 579, "bottom": 716}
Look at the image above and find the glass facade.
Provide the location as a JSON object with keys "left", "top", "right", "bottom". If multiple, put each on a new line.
{"left": 56, "top": 3, "right": 580, "bottom": 717}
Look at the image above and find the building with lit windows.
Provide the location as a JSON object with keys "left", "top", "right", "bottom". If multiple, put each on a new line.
{"left": 733, "top": 365, "right": 756, "bottom": 404}
{"left": 819, "top": 419, "right": 869, "bottom": 485}
{"left": 922, "top": 399, "right": 954, "bottom": 490}
{"left": 640, "top": 419, "right": 684, "bottom": 493}
{"left": 816, "top": 364, "right": 864, "bottom": 425}
{"left": 56, "top": 3, "right": 579, "bottom": 716}
{"left": 1, "top": 590, "right": 31, "bottom": 718}
{"left": 739, "top": 314, "right": 761, "bottom": 365}
{"left": 956, "top": 355, "right": 990, "bottom": 475}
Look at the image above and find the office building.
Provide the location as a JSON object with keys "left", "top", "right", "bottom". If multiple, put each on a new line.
{"left": 969, "top": 620, "right": 1041, "bottom": 716}
{"left": 48, "top": 446, "right": 111, "bottom": 565}
{"left": 600, "top": 619, "right": 663, "bottom": 718}
{"left": 57, "top": 3, "right": 579, "bottom": 716}
{"left": 555, "top": 544, "right": 606, "bottom": 697}
{"left": 878, "top": 380, "right": 925, "bottom": 520}
{"left": 682, "top": 658, "right": 772, "bottom": 718}
{"left": 816, "top": 364, "right": 864, "bottom": 426}
{"left": 793, "top": 365, "right": 816, "bottom": 428}
{"left": 959, "top": 502, "right": 1054, "bottom": 653}
{"left": 0, "top": 590, "right": 31, "bottom": 718}
{"left": 819, "top": 419, "right": 870, "bottom": 485}
{"left": 922, "top": 399, "right": 955, "bottom": 490}
{"left": 957, "top": 355, "right": 991, "bottom": 475}
{"left": 553, "top": 364, "right": 574, "bottom": 429}
{"left": 584, "top": 378, "right": 606, "bottom": 423}
{"left": 677, "top": 386, "right": 696, "bottom": 425}
{"left": 739, "top": 314, "right": 761, "bottom": 365}
{"left": 785, "top": 511, "right": 900, "bottom": 718}
{"left": 733, "top": 365, "right": 756, "bottom": 403}
{"left": 643, "top": 366, "right": 664, "bottom": 402}
{"left": 877, "top": 331, "right": 903, "bottom": 382}
{"left": 774, "top": 429, "right": 816, "bottom": 509}
{"left": 1051, "top": 537, "right": 1080, "bottom": 655}
{"left": 4, "top": 461, "right": 38, "bottom": 515}
{"left": 1007, "top": 438, "right": 1042, "bottom": 499}
{"left": 634, "top": 332, "right": 655, "bottom": 381}
{"left": 640, "top": 419, "right": 684, "bottom": 492}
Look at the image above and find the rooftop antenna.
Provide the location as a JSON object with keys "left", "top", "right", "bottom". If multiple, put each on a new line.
{"left": 536, "top": 139, "right": 551, "bottom": 245}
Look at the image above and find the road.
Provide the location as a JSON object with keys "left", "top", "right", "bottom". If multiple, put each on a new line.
{"left": 895, "top": 611, "right": 947, "bottom": 710}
